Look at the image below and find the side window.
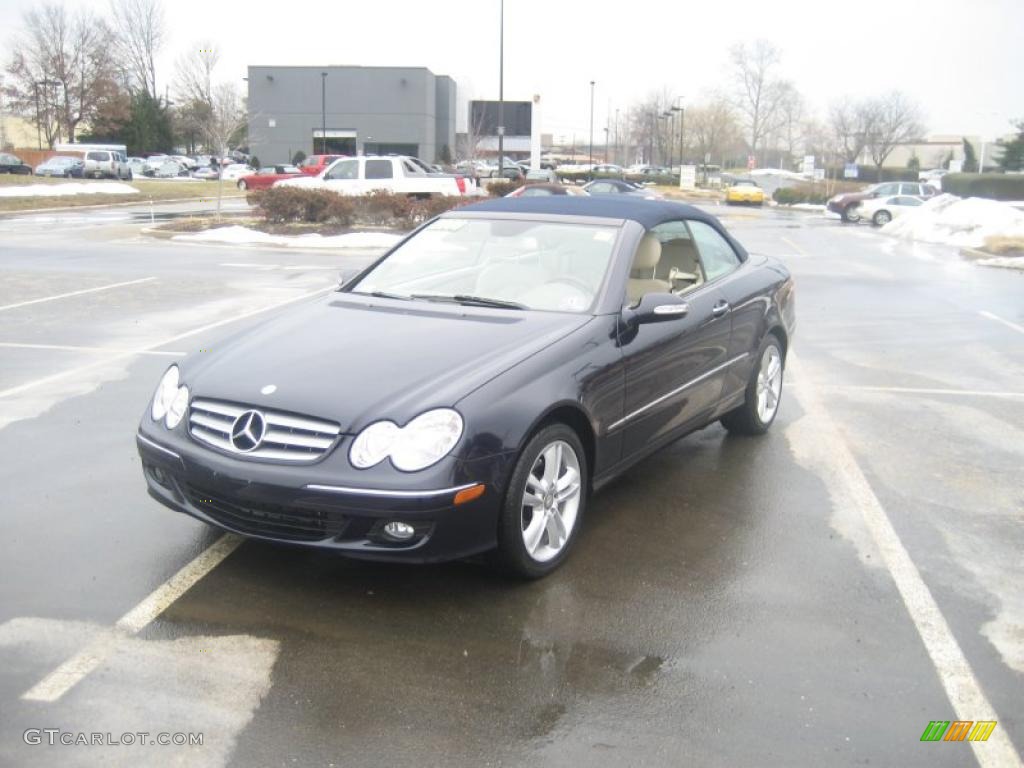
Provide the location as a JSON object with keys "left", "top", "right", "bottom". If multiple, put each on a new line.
{"left": 365, "top": 159, "right": 394, "bottom": 180}
{"left": 875, "top": 183, "right": 899, "bottom": 196}
{"left": 590, "top": 182, "right": 613, "bottom": 194}
{"left": 325, "top": 159, "right": 358, "bottom": 180}
{"left": 87, "top": 152, "right": 106, "bottom": 161}
{"left": 688, "top": 220, "right": 741, "bottom": 282}
{"left": 649, "top": 220, "right": 704, "bottom": 293}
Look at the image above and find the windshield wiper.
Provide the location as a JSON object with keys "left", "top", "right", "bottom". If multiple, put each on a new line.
{"left": 363, "top": 290, "right": 410, "bottom": 300}
{"left": 410, "top": 293, "right": 526, "bottom": 310}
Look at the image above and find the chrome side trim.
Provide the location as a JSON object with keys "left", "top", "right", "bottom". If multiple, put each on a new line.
{"left": 136, "top": 432, "right": 182, "bottom": 460}
{"left": 304, "top": 482, "right": 478, "bottom": 498}
{"left": 607, "top": 352, "right": 749, "bottom": 432}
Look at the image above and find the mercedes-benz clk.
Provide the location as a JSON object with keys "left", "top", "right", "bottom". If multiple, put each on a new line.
{"left": 137, "top": 197, "right": 795, "bottom": 578}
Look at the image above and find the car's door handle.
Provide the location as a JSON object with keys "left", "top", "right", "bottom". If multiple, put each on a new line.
{"left": 711, "top": 301, "right": 731, "bottom": 318}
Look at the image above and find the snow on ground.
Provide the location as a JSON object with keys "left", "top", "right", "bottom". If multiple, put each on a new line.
{"left": 172, "top": 225, "right": 402, "bottom": 249}
{"left": 974, "top": 256, "right": 1024, "bottom": 270}
{"left": 882, "top": 193, "right": 1024, "bottom": 248}
{"left": 786, "top": 203, "right": 826, "bottom": 212}
{"left": 0, "top": 182, "right": 139, "bottom": 198}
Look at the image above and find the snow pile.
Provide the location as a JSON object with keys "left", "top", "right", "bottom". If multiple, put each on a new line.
{"left": 0, "top": 182, "right": 139, "bottom": 198}
{"left": 749, "top": 168, "right": 807, "bottom": 180}
{"left": 173, "top": 225, "right": 402, "bottom": 249}
{"left": 882, "top": 193, "right": 1024, "bottom": 249}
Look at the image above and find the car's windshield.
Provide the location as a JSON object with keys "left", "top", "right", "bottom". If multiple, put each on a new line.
{"left": 349, "top": 216, "right": 619, "bottom": 313}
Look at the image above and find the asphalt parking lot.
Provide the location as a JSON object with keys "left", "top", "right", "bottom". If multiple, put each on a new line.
{"left": 0, "top": 199, "right": 1021, "bottom": 768}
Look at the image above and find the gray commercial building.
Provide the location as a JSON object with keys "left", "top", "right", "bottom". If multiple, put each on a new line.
{"left": 246, "top": 65, "right": 457, "bottom": 165}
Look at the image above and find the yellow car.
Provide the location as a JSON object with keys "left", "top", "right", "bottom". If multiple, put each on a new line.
{"left": 725, "top": 180, "right": 766, "bottom": 205}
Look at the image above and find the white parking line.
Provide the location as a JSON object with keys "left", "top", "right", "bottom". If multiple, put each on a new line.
{"left": 0, "top": 285, "right": 332, "bottom": 400}
{"left": 0, "top": 342, "right": 184, "bottom": 357}
{"left": 220, "top": 262, "right": 279, "bottom": 270}
{"left": 0, "top": 277, "right": 155, "bottom": 312}
{"left": 829, "top": 384, "right": 1024, "bottom": 399}
{"left": 979, "top": 309, "right": 1024, "bottom": 335}
{"left": 789, "top": 355, "right": 1021, "bottom": 768}
{"left": 22, "top": 535, "right": 242, "bottom": 702}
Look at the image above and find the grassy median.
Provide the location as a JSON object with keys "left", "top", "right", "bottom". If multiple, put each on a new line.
{"left": 0, "top": 174, "right": 244, "bottom": 212}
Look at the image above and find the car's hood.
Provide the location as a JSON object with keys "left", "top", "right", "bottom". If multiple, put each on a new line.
{"left": 182, "top": 294, "right": 591, "bottom": 432}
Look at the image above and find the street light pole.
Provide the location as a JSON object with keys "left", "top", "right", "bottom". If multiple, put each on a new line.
{"left": 614, "top": 108, "right": 620, "bottom": 166}
{"left": 320, "top": 72, "right": 327, "bottom": 156}
{"left": 588, "top": 80, "right": 595, "bottom": 179}
{"left": 497, "top": 0, "right": 504, "bottom": 178}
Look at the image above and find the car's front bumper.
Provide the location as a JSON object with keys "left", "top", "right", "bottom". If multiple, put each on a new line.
{"left": 136, "top": 429, "right": 514, "bottom": 563}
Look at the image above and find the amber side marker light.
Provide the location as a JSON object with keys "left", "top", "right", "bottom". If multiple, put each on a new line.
{"left": 454, "top": 484, "right": 486, "bottom": 506}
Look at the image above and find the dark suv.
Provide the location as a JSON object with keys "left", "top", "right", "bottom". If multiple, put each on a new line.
{"left": 827, "top": 181, "right": 938, "bottom": 223}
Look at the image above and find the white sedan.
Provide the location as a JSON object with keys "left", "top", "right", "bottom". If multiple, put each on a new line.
{"left": 218, "top": 164, "right": 254, "bottom": 182}
{"left": 856, "top": 194, "right": 925, "bottom": 226}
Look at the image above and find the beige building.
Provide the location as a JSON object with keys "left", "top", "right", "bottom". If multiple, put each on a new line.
{"left": 855, "top": 134, "right": 1009, "bottom": 170}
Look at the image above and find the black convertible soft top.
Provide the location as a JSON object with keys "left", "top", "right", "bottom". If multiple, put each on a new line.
{"left": 459, "top": 195, "right": 717, "bottom": 230}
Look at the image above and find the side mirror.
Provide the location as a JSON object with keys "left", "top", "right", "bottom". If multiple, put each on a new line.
{"left": 338, "top": 267, "right": 361, "bottom": 288}
{"left": 623, "top": 293, "right": 689, "bottom": 325}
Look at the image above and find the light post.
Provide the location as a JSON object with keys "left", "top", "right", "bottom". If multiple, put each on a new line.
{"left": 662, "top": 111, "right": 673, "bottom": 169}
{"left": 588, "top": 80, "right": 595, "bottom": 180}
{"left": 614, "top": 108, "right": 620, "bottom": 166}
{"left": 497, "top": 0, "right": 505, "bottom": 178}
{"left": 672, "top": 101, "right": 684, "bottom": 170}
{"left": 320, "top": 71, "right": 327, "bottom": 155}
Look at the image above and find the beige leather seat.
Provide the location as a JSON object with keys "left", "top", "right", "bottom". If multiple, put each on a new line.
{"left": 659, "top": 237, "right": 704, "bottom": 292}
{"left": 627, "top": 234, "right": 670, "bottom": 304}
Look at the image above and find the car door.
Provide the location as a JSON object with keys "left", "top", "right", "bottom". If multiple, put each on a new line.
{"left": 323, "top": 158, "right": 360, "bottom": 194}
{"left": 616, "top": 220, "right": 733, "bottom": 457}
{"left": 689, "top": 220, "right": 772, "bottom": 405}
{"left": 364, "top": 158, "right": 395, "bottom": 193}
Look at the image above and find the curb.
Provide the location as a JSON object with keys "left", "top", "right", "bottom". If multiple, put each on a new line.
{"left": 0, "top": 194, "right": 247, "bottom": 217}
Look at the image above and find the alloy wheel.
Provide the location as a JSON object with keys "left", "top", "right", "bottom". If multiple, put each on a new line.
{"left": 756, "top": 345, "right": 783, "bottom": 423}
{"left": 520, "top": 440, "right": 581, "bottom": 562}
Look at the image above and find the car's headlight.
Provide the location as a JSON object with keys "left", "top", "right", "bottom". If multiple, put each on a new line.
{"left": 349, "top": 420, "right": 401, "bottom": 469}
{"left": 151, "top": 366, "right": 179, "bottom": 421}
{"left": 349, "top": 409, "right": 464, "bottom": 472}
{"left": 165, "top": 385, "right": 189, "bottom": 429}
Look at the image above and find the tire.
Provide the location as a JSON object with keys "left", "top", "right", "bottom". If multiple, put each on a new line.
{"left": 237, "top": 180, "right": 247, "bottom": 190}
{"left": 495, "top": 424, "right": 588, "bottom": 579}
{"left": 872, "top": 210, "right": 892, "bottom": 226}
{"left": 842, "top": 205, "right": 861, "bottom": 223}
{"left": 720, "top": 334, "right": 785, "bottom": 436}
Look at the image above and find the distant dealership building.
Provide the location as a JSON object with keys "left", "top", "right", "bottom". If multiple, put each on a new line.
{"left": 460, "top": 99, "right": 536, "bottom": 159}
{"left": 246, "top": 65, "right": 457, "bottom": 164}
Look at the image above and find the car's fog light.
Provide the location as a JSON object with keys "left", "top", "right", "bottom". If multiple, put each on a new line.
{"left": 383, "top": 521, "right": 416, "bottom": 540}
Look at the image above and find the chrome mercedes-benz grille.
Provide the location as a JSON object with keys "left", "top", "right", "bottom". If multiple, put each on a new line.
{"left": 188, "top": 398, "right": 341, "bottom": 462}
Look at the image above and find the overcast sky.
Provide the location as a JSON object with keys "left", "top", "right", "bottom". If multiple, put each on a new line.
{"left": 3, "top": 0, "right": 1022, "bottom": 142}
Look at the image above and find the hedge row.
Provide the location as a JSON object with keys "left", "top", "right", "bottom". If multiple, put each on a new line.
{"left": 772, "top": 186, "right": 831, "bottom": 205}
{"left": 248, "top": 188, "right": 475, "bottom": 228}
{"left": 940, "top": 173, "right": 1024, "bottom": 201}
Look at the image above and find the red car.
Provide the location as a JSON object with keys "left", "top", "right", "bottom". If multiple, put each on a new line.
{"left": 299, "top": 155, "right": 344, "bottom": 175}
{"left": 236, "top": 165, "right": 304, "bottom": 190}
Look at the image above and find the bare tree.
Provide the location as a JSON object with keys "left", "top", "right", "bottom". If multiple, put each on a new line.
{"left": 864, "top": 91, "right": 924, "bottom": 173}
{"left": 688, "top": 95, "right": 741, "bottom": 169}
{"left": 776, "top": 83, "right": 804, "bottom": 169}
{"left": 203, "top": 82, "right": 247, "bottom": 215}
{"left": 829, "top": 99, "right": 878, "bottom": 164}
{"left": 4, "top": 3, "right": 120, "bottom": 145}
{"left": 730, "top": 40, "right": 790, "bottom": 163}
{"left": 109, "top": 0, "right": 165, "bottom": 96}
{"left": 173, "top": 43, "right": 218, "bottom": 107}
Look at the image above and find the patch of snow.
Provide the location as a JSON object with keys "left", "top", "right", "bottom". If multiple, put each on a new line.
{"left": 882, "top": 193, "right": 1024, "bottom": 249}
{"left": 748, "top": 167, "right": 807, "bottom": 180}
{"left": 786, "top": 203, "right": 826, "bottom": 212}
{"left": 975, "top": 256, "right": 1024, "bottom": 270}
{"left": 172, "top": 225, "right": 402, "bottom": 249}
{"left": 0, "top": 182, "right": 139, "bottom": 198}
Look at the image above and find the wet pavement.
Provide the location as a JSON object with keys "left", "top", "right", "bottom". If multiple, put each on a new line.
{"left": 0, "top": 201, "right": 1021, "bottom": 767}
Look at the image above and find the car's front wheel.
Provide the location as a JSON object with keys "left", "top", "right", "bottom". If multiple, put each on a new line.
{"left": 842, "top": 205, "right": 861, "bottom": 223}
{"left": 496, "top": 424, "right": 587, "bottom": 578}
{"left": 721, "top": 334, "right": 785, "bottom": 435}
{"left": 237, "top": 179, "right": 247, "bottom": 190}
{"left": 872, "top": 210, "right": 892, "bottom": 226}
